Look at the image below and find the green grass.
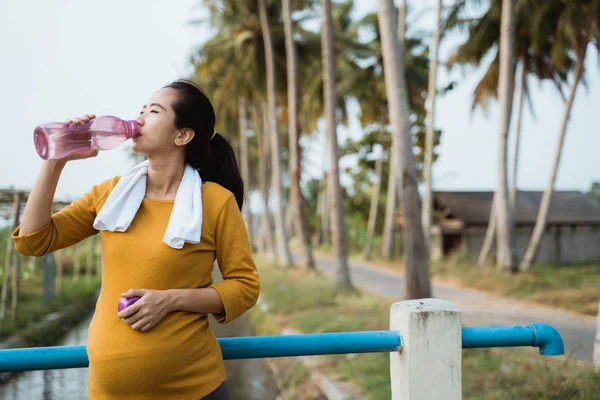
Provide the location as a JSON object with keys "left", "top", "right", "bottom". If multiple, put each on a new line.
{"left": 0, "top": 229, "right": 100, "bottom": 340}
{"left": 251, "top": 259, "right": 600, "bottom": 400}
{"left": 0, "top": 275, "right": 100, "bottom": 341}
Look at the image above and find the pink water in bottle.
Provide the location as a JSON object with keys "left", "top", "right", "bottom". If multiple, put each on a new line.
{"left": 33, "top": 115, "right": 140, "bottom": 160}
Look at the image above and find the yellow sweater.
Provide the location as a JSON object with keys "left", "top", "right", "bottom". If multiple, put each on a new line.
{"left": 12, "top": 177, "right": 260, "bottom": 400}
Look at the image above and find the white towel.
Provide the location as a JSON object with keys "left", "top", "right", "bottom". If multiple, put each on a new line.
{"left": 93, "top": 160, "right": 203, "bottom": 249}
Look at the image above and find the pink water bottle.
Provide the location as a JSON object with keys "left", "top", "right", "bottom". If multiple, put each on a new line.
{"left": 33, "top": 115, "right": 140, "bottom": 160}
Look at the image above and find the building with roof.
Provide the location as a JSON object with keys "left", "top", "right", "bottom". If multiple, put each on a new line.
{"left": 431, "top": 191, "right": 600, "bottom": 264}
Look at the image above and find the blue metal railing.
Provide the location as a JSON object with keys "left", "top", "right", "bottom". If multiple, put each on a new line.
{"left": 0, "top": 324, "right": 564, "bottom": 372}
{"left": 462, "top": 324, "right": 564, "bottom": 356}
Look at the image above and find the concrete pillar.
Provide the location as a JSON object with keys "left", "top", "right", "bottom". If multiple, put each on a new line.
{"left": 390, "top": 299, "right": 462, "bottom": 400}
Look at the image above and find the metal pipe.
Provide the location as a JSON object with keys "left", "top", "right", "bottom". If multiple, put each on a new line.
{"left": 0, "top": 324, "right": 564, "bottom": 373}
{"left": 0, "top": 345, "right": 89, "bottom": 372}
{"left": 0, "top": 330, "right": 401, "bottom": 372}
{"left": 462, "top": 324, "right": 564, "bottom": 356}
{"left": 219, "top": 330, "right": 401, "bottom": 359}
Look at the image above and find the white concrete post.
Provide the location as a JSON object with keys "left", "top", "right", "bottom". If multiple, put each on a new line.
{"left": 390, "top": 299, "right": 462, "bottom": 400}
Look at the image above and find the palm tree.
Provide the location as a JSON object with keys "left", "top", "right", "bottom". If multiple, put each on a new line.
{"left": 1, "top": 192, "right": 20, "bottom": 320}
{"left": 494, "top": 0, "right": 518, "bottom": 272}
{"left": 192, "top": 0, "right": 287, "bottom": 261}
{"left": 282, "top": 0, "right": 316, "bottom": 269}
{"left": 54, "top": 248, "right": 65, "bottom": 295}
{"left": 381, "top": 0, "right": 406, "bottom": 261}
{"left": 71, "top": 244, "right": 81, "bottom": 282}
{"left": 252, "top": 97, "right": 276, "bottom": 258}
{"left": 197, "top": 0, "right": 326, "bottom": 268}
{"left": 295, "top": 1, "right": 370, "bottom": 256}
{"left": 351, "top": 8, "right": 437, "bottom": 261}
{"left": 381, "top": 153, "right": 397, "bottom": 260}
{"left": 521, "top": 0, "right": 600, "bottom": 269}
{"left": 448, "top": 0, "right": 573, "bottom": 267}
{"left": 363, "top": 149, "right": 384, "bottom": 260}
{"left": 595, "top": 298, "right": 600, "bottom": 367}
{"left": 257, "top": 0, "right": 294, "bottom": 268}
{"left": 237, "top": 98, "right": 252, "bottom": 245}
{"left": 10, "top": 249, "right": 21, "bottom": 320}
{"left": 321, "top": 0, "right": 354, "bottom": 290}
{"left": 421, "top": 0, "right": 443, "bottom": 252}
{"left": 377, "top": 0, "right": 432, "bottom": 299}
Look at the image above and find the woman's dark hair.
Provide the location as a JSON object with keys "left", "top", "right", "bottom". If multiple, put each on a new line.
{"left": 164, "top": 80, "right": 244, "bottom": 210}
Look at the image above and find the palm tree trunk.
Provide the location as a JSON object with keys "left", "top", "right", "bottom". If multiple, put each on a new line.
{"left": 521, "top": 51, "right": 585, "bottom": 270}
{"left": 594, "top": 298, "right": 600, "bottom": 368}
{"left": 86, "top": 237, "right": 94, "bottom": 281}
{"left": 0, "top": 244, "right": 13, "bottom": 321}
{"left": 320, "top": 174, "right": 330, "bottom": 246}
{"left": 397, "top": 0, "right": 406, "bottom": 43}
{"left": 364, "top": 151, "right": 383, "bottom": 260}
{"left": 254, "top": 101, "right": 275, "bottom": 259}
{"left": 510, "top": 63, "right": 526, "bottom": 210}
{"left": 95, "top": 237, "right": 102, "bottom": 276}
{"left": 283, "top": 0, "right": 315, "bottom": 269}
{"left": 381, "top": 151, "right": 396, "bottom": 260}
{"left": 10, "top": 251, "right": 21, "bottom": 320}
{"left": 55, "top": 249, "right": 63, "bottom": 295}
{"left": 258, "top": 0, "right": 293, "bottom": 268}
{"left": 313, "top": 180, "right": 323, "bottom": 246}
{"left": 422, "top": 0, "right": 442, "bottom": 252}
{"left": 480, "top": 63, "right": 521, "bottom": 268}
{"left": 378, "top": 0, "right": 432, "bottom": 299}
{"left": 381, "top": 0, "right": 406, "bottom": 262}
{"left": 284, "top": 203, "right": 293, "bottom": 237}
{"left": 477, "top": 193, "right": 496, "bottom": 267}
{"left": 27, "top": 257, "right": 35, "bottom": 276}
{"left": 495, "top": 0, "right": 518, "bottom": 272}
{"left": 238, "top": 98, "right": 253, "bottom": 247}
{"left": 1, "top": 193, "right": 21, "bottom": 320}
{"left": 321, "top": 0, "right": 353, "bottom": 290}
{"left": 73, "top": 243, "right": 82, "bottom": 281}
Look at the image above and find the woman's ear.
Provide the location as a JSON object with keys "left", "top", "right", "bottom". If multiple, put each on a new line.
{"left": 175, "top": 128, "right": 195, "bottom": 146}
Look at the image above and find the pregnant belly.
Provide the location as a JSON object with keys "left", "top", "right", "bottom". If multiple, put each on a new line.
{"left": 88, "top": 344, "right": 225, "bottom": 399}
{"left": 86, "top": 313, "right": 225, "bottom": 399}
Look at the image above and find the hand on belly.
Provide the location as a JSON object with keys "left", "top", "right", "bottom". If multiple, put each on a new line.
{"left": 117, "top": 288, "right": 172, "bottom": 332}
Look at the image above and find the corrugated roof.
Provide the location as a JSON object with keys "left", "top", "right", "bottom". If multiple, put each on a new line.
{"left": 434, "top": 191, "right": 600, "bottom": 225}
{"left": 0, "top": 189, "right": 70, "bottom": 221}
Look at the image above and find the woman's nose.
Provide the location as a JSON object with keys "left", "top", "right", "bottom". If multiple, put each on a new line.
{"left": 136, "top": 115, "right": 145, "bottom": 126}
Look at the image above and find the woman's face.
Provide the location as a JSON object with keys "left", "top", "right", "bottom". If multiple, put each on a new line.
{"left": 132, "top": 88, "right": 181, "bottom": 157}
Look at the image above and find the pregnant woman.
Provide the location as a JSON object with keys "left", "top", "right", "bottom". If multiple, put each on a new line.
{"left": 12, "top": 80, "right": 260, "bottom": 399}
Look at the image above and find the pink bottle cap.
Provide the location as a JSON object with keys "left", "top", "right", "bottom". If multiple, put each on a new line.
{"left": 118, "top": 296, "right": 140, "bottom": 312}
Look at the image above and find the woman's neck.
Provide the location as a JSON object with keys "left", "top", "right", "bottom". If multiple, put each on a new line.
{"left": 145, "top": 157, "right": 185, "bottom": 200}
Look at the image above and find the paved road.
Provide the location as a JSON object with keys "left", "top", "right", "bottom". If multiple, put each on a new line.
{"left": 307, "top": 255, "right": 596, "bottom": 363}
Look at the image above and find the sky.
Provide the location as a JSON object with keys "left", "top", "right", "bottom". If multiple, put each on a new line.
{"left": 1, "top": 0, "right": 598, "bottom": 207}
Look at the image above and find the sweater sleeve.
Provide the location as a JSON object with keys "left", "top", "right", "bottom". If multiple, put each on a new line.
{"left": 11, "top": 180, "right": 111, "bottom": 257}
{"left": 210, "top": 194, "right": 260, "bottom": 325}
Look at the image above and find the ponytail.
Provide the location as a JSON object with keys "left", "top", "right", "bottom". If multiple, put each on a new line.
{"left": 165, "top": 80, "right": 245, "bottom": 210}
{"left": 198, "top": 133, "right": 245, "bottom": 210}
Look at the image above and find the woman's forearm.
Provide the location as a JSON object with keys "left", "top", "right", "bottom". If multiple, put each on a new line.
{"left": 166, "top": 288, "right": 225, "bottom": 315}
{"left": 19, "top": 160, "right": 66, "bottom": 236}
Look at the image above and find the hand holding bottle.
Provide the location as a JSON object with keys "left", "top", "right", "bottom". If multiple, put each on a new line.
{"left": 34, "top": 113, "right": 140, "bottom": 160}
{"left": 58, "top": 113, "right": 100, "bottom": 162}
